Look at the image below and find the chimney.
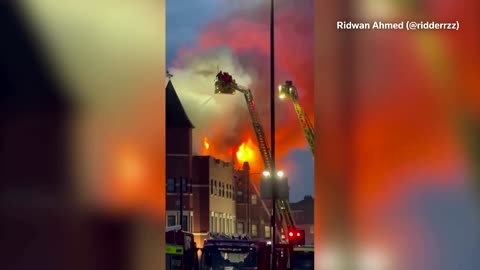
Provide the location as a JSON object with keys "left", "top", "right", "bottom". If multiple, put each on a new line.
{"left": 242, "top": 162, "right": 250, "bottom": 174}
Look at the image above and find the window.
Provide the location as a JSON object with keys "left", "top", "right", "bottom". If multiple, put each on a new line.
{"left": 167, "top": 215, "right": 176, "bottom": 226}
{"left": 310, "top": 225, "right": 314, "bottom": 234}
{"left": 251, "top": 224, "right": 258, "bottom": 237}
{"left": 181, "top": 178, "right": 187, "bottom": 192}
{"left": 167, "top": 178, "right": 175, "bottom": 193}
{"left": 221, "top": 183, "right": 225, "bottom": 197}
{"left": 214, "top": 181, "right": 217, "bottom": 195}
{"left": 237, "top": 222, "right": 244, "bottom": 235}
{"left": 210, "top": 179, "right": 214, "bottom": 195}
{"left": 265, "top": 226, "right": 271, "bottom": 238}
{"left": 251, "top": 195, "right": 257, "bottom": 205}
{"left": 237, "top": 191, "right": 243, "bottom": 202}
{"left": 182, "top": 216, "right": 188, "bottom": 231}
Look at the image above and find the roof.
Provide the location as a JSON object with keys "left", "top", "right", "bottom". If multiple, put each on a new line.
{"left": 166, "top": 80, "right": 194, "bottom": 128}
{"left": 290, "top": 196, "right": 314, "bottom": 224}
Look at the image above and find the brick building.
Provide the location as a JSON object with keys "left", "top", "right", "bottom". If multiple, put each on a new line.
{"left": 192, "top": 155, "right": 236, "bottom": 245}
{"left": 165, "top": 79, "right": 286, "bottom": 245}
{"left": 165, "top": 80, "right": 195, "bottom": 232}
{"left": 165, "top": 79, "right": 240, "bottom": 246}
{"left": 290, "top": 195, "right": 314, "bottom": 245}
{"left": 234, "top": 162, "right": 272, "bottom": 241}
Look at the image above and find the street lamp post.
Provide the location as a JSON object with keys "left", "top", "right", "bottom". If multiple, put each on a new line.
{"left": 269, "top": 0, "right": 276, "bottom": 269}
{"left": 260, "top": 170, "right": 289, "bottom": 269}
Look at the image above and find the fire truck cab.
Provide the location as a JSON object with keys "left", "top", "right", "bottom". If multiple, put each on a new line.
{"left": 200, "top": 238, "right": 271, "bottom": 270}
{"left": 290, "top": 245, "right": 314, "bottom": 270}
{"left": 165, "top": 225, "right": 200, "bottom": 270}
{"left": 274, "top": 244, "right": 314, "bottom": 270}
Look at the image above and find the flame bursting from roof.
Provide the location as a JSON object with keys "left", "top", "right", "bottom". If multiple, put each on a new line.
{"left": 236, "top": 139, "right": 256, "bottom": 165}
{"left": 200, "top": 136, "right": 262, "bottom": 172}
{"left": 203, "top": 137, "right": 209, "bottom": 150}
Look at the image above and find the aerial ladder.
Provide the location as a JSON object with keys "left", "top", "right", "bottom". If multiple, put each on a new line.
{"left": 214, "top": 71, "right": 297, "bottom": 243}
{"left": 278, "top": 81, "right": 315, "bottom": 157}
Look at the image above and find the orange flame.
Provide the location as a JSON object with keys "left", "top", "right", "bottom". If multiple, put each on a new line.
{"left": 203, "top": 137, "right": 210, "bottom": 150}
{"left": 236, "top": 139, "right": 256, "bottom": 165}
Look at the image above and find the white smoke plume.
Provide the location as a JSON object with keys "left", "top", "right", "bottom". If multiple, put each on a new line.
{"left": 170, "top": 47, "right": 256, "bottom": 159}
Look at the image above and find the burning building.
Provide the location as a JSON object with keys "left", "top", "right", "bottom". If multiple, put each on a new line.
{"left": 166, "top": 79, "right": 243, "bottom": 246}
{"left": 166, "top": 78, "right": 277, "bottom": 244}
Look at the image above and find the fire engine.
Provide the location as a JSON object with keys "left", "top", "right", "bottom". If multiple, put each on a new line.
{"left": 197, "top": 232, "right": 314, "bottom": 270}
{"left": 290, "top": 245, "right": 314, "bottom": 270}
{"left": 165, "top": 225, "right": 200, "bottom": 270}
{"left": 200, "top": 233, "right": 271, "bottom": 270}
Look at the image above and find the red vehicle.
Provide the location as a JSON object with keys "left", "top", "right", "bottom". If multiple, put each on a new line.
{"left": 200, "top": 239, "right": 271, "bottom": 270}
{"left": 166, "top": 225, "right": 200, "bottom": 270}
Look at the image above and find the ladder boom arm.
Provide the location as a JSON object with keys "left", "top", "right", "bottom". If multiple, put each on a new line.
{"left": 233, "top": 84, "right": 297, "bottom": 233}
{"left": 215, "top": 73, "right": 297, "bottom": 243}
{"left": 292, "top": 96, "right": 315, "bottom": 155}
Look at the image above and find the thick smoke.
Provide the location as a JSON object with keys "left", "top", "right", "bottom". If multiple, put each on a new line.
{"left": 170, "top": 47, "right": 255, "bottom": 161}
{"left": 170, "top": 0, "right": 315, "bottom": 168}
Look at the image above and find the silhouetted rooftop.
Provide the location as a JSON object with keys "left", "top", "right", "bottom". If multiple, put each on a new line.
{"left": 290, "top": 195, "right": 314, "bottom": 224}
{"left": 166, "top": 80, "right": 194, "bottom": 128}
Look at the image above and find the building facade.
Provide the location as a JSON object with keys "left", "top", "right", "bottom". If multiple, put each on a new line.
{"left": 165, "top": 79, "right": 280, "bottom": 246}
{"left": 290, "top": 195, "right": 314, "bottom": 245}
{"left": 192, "top": 155, "right": 236, "bottom": 245}
{"left": 234, "top": 162, "right": 272, "bottom": 241}
{"left": 165, "top": 79, "right": 241, "bottom": 247}
{"left": 165, "top": 80, "right": 195, "bottom": 233}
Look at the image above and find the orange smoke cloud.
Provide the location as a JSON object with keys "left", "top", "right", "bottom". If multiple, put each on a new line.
{"left": 172, "top": 0, "right": 314, "bottom": 167}
{"left": 173, "top": 0, "right": 478, "bottom": 214}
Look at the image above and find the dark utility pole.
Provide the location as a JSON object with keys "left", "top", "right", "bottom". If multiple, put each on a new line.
{"left": 270, "top": 0, "right": 276, "bottom": 270}
{"left": 179, "top": 177, "right": 183, "bottom": 230}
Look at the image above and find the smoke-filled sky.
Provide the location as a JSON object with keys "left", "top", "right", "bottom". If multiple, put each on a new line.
{"left": 166, "top": 0, "right": 315, "bottom": 202}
